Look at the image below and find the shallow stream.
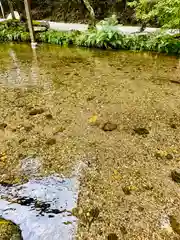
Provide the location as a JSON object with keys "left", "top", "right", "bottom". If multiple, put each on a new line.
{"left": 0, "top": 44, "right": 180, "bottom": 239}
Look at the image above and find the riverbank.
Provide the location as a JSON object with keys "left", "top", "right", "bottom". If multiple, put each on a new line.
{"left": 0, "top": 20, "right": 179, "bottom": 55}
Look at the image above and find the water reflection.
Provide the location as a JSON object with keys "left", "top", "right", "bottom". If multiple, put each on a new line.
{"left": 0, "top": 174, "right": 79, "bottom": 240}
{"left": 1, "top": 45, "right": 40, "bottom": 87}
{"left": 0, "top": 43, "right": 179, "bottom": 89}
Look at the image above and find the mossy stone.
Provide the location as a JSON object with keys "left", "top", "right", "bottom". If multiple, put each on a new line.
{"left": 0, "top": 218, "right": 22, "bottom": 240}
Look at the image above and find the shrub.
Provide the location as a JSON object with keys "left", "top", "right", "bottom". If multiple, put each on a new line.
{"left": 0, "top": 19, "right": 179, "bottom": 55}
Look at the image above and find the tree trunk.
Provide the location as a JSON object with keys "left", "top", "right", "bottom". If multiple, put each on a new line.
{"left": 81, "top": 0, "right": 96, "bottom": 28}
{"left": 0, "top": 1, "right": 5, "bottom": 18}
{"left": 7, "top": 0, "right": 15, "bottom": 19}
{"left": 24, "top": 0, "right": 36, "bottom": 44}
{"left": 122, "top": 0, "right": 127, "bottom": 10}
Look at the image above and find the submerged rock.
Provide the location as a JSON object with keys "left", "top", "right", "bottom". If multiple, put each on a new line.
{"left": 170, "top": 123, "right": 177, "bottom": 129}
{"left": 45, "top": 114, "right": 53, "bottom": 120}
{"left": 46, "top": 138, "right": 56, "bottom": 145}
{"left": 122, "top": 186, "right": 131, "bottom": 195}
{"left": 133, "top": 127, "right": 149, "bottom": 136}
{"left": 102, "top": 122, "right": 117, "bottom": 131}
{"left": 171, "top": 169, "right": 180, "bottom": 183}
{"left": 166, "top": 153, "right": 173, "bottom": 160}
{"left": 169, "top": 215, "right": 180, "bottom": 235}
{"left": 155, "top": 150, "right": 173, "bottom": 160}
{"left": 0, "top": 123, "right": 7, "bottom": 130}
{"left": 107, "top": 233, "right": 118, "bottom": 240}
{"left": 23, "top": 123, "right": 34, "bottom": 132}
{"left": 29, "top": 108, "right": 44, "bottom": 116}
{"left": 0, "top": 218, "right": 22, "bottom": 240}
{"left": 20, "top": 156, "right": 42, "bottom": 177}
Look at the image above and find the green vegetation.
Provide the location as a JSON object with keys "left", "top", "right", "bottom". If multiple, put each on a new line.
{"left": 0, "top": 218, "right": 22, "bottom": 240}
{"left": 75, "top": 28, "right": 180, "bottom": 55}
{"left": 129, "top": 0, "right": 180, "bottom": 29}
{"left": 0, "top": 19, "right": 179, "bottom": 55}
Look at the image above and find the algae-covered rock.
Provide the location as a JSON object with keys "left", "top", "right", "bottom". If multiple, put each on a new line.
{"left": 0, "top": 218, "right": 22, "bottom": 240}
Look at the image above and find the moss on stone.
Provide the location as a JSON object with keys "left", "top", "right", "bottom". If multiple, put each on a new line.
{"left": 0, "top": 218, "right": 22, "bottom": 240}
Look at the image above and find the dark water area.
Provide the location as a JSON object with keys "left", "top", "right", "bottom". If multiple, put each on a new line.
{"left": 0, "top": 43, "right": 180, "bottom": 239}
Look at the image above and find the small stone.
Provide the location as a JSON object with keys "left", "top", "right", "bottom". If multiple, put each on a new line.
{"left": 137, "top": 206, "right": 144, "bottom": 212}
{"left": 0, "top": 123, "right": 7, "bottom": 129}
{"left": 166, "top": 153, "right": 173, "bottom": 160}
{"left": 48, "top": 215, "right": 54, "bottom": 218}
{"left": 102, "top": 122, "right": 117, "bottom": 131}
{"left": 21, "top": 156, "right": 41, "bottom": 177}
{"left": 29, "top": 108, "right": 44, "bottom": 116}
{"left": 169, "top": 215, "right": 180, "bottom": 235}
{"left": 122, "top": 186, "right": 131, "bottom": 195}
{"left": 171, "top": 169, "right": 180, "bottom": 183}
{"left": 133, "top": 127, "right": 149, "bottom": 136}
{"left": 45, "top": 114, "right": 53, "bottom": 120}
{"left": 46, "top": 138, "right": 56, "bottom": 145}
{"left": 19, "top": 138, "right": 26, "bottom": 144}
{"left": 107, "top": 233, "right": 118, "bottom": 240}
{"left": 170, "top": 123, "right": 177, "bottom": 129}
{"left": 89, "top": 207, "right": 100, "bottom": 219}
{"left": 120, "top": 225, "right": 127, "bottom": 235}
{"left": 23, "top": 124, "right": 34, "bottom": 132}
{"left": 87, "top": 96, "right": 95, "bottom": 101}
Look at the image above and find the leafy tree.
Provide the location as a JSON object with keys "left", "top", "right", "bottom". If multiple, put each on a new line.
{"left": 129, "top": 0, "right": 180, "bottom": 29}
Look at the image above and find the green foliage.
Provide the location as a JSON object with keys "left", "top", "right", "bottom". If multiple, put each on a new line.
{"left": 0, "top": 19, "right": 26, "bottom": 31}
{"left": 75, "top": 28, "right": 180, "bottom": 54}
{"left": 0, "top": 29, "right": 30, "bottom": 42}
{"left": 128, "top": 0, "right": 180, "bottom": 29}
{"left": 0, "top": 19, "right": 179, "bottom": 55}
{"left": 37, "top": 30, "right": 80, "bottom": 45}
{"left": 75, "top": 28, "right": 124, "bottom": 49}
{"left": 98, "top": 14, "right": 118, "bottom": 27}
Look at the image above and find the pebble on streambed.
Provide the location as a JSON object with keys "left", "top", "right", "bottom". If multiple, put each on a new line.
{"left": 29, "top": 108, "right": 45, "bottom": 116}
{"left": 133, "top": 127, "right": 149, "bottom": 136}
{"left": 102, "top": 122, "right": 117, "bottom": 131}
{"left": 171, "top": 169, "right": 180, "bottom": 183}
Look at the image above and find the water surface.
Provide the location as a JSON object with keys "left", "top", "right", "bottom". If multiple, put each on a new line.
{"left": 0, "top": 44, "right": 180, "bottom": 239}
